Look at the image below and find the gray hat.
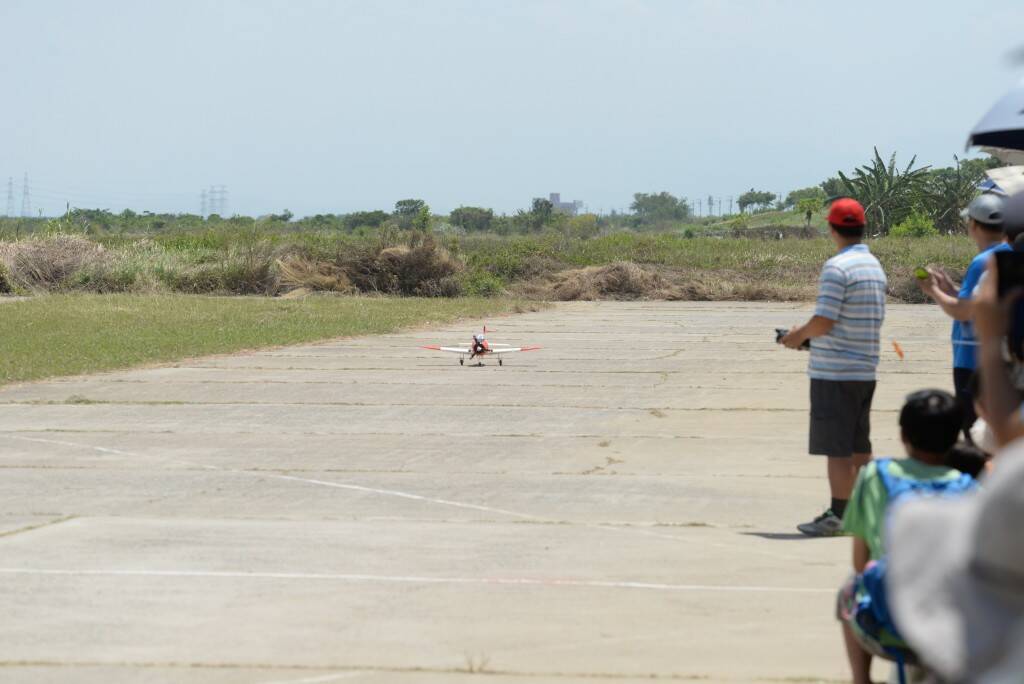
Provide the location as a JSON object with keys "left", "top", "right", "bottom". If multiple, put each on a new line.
{"left": 888, "top": 450, "right": 1024, "bottom": 682}
{"left": 1003, "top": 190, "right": 1024, "bottom": 241}
{"left": 966, "top": 193, "right": 1005, "bottom": 226}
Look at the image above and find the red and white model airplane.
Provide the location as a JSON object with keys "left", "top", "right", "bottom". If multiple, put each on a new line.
{"left": 422, "top": 326, "right": 541, "bottom": 366}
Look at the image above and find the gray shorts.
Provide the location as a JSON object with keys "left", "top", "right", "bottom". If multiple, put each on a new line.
{"left": 809, "top": 379, "right": 876, "bottom": 457}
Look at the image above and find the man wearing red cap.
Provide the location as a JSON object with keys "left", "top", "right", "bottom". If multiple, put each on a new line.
{"left": 781, "top": 198, "right": 887, "bottom": 536}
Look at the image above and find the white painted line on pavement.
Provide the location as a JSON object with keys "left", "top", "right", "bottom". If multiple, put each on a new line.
{"left": 3, "top": 434, "right": 809, "bottom": 564}
{"left": 272, "top": 474, "right": 543, "bottom": 521}
{"left": 5, "top": 435, "right": 539, "bottom": 520}
{"left": 0, "top": 567, "right": 833, "bottom": 594}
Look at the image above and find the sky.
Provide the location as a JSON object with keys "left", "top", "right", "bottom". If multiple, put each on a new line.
{"left": 2, "top": 0, "right": 1022, "bottom": 218}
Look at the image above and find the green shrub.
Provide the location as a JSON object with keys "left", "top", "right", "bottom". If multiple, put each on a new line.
{"left": 67, "top": 264, "right": 140, "bottom": 292}
{"left": 729, "top": 215, "right": 750, "bottom": 230}
{"left": 890, "top": 211, "right": 939, "bottom": 238}
{"left": 461, "top": 270, "right": 506, "bottom": 297}
{"left": 0, "top": 261, "right": 11, "bottom": 294}
{"left": 154, "top": 255, "right": 274, "bottom": 294}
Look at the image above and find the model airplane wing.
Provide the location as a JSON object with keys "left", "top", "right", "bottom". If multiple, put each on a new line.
{"left": 489, "top": 345, "right": 542, "bottom": 354}
{"left": 422, "top": 345, "right": 471, "bottom": 354}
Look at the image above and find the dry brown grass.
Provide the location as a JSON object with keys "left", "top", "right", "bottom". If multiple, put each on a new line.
{"left": 276, "top": 256, "right": 354, "bottom": 293}
{"left": 0, "top": 235, "right": 110, "bottom": 291}
{"left": 548, "top": 262, "right": 677, "bottom": 300}
{"left": 344, "top": 239, "right": 462, "bottom": 296}
{"left": 671, "top": 269, "right": 815, "bottom": 301}
{"left": 516, "top": 261, "right": 816, "bottom": 302}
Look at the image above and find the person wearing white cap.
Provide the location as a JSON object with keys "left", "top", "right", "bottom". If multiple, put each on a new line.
{"left": 887, "top": 451, "right": 1024, "bottom": 682}
{"left": 917, "top": 193, "right": 1008, "bottom": 440}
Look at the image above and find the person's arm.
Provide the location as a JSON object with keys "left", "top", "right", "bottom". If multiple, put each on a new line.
{"left": 917, "top": 270, "right": 972, "bottom": 321}
{"left": 782, "top": 263, "right": 841, "bottom": 349}
{"left": 781, "top": 316, "right": 835, "bottom": 349}
{"left": 852, "top": 537, "right": 870, "bottom": 574}
{"left": 973, "top": 257, "right": 1024, "bottom": 448}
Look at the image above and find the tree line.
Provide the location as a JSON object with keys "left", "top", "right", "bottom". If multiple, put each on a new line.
{"left": 0, "top": 149, "right": 1000, "bottom": 239}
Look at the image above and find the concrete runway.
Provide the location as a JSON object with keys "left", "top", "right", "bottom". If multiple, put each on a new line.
{"left": 0, "top": 302, "right": 953, "bottom": 683}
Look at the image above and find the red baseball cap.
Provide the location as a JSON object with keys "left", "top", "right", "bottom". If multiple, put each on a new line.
{"left": 827, "top": 197, "right": 866, "bottom": 228}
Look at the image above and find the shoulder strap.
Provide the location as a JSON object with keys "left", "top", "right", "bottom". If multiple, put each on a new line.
{"left": 875, "top": 458, "right": 924, "bottom": 504}
{"left": 877, "top": 458, "right": 977, "bottom": 501}
{"left": 874, "top": 458, "right": 896, "bottom": 496}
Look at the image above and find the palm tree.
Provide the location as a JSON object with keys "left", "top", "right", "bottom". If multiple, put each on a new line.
{"left": 838, "top": 149, "right": 930, "bottom": 235}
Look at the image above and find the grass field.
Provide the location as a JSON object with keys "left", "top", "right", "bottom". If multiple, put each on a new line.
{"left": 0, "top": 294, "right": 534, "bottom": 386}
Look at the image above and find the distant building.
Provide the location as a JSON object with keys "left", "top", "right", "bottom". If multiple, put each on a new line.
{"left": 537, "top": 192, "right": 584, "bottom": 216}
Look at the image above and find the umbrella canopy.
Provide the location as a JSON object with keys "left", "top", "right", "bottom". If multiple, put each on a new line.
{"left": 969, "top": 80, "right": 1024, "bottom": 151}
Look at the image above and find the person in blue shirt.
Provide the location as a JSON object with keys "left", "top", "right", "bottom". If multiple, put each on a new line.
{"left": 917, "top": 193, "right": 1007, "bottom": 439}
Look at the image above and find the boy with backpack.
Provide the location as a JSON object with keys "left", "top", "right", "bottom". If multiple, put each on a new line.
{"left": 837, "top": 389, "right": 977, "bottom": 684}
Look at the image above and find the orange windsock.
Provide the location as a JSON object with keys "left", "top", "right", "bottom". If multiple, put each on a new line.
{"left": 892, "top": 340, "right": 905, "bottom": 361}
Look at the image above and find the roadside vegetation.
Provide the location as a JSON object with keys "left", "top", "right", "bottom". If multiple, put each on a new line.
{"left": 0, "top": 228, "right": 975, "bottom": 303}
{"left": 0, "top": 149, "right": 996, "bottom": 303}
{"left": 0, "top": 295, "right": 534, "bottom": 386}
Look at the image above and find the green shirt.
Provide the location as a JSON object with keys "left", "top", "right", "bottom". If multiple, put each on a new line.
{"left": 842, "top": 458, "right": 961, "bottom": 560}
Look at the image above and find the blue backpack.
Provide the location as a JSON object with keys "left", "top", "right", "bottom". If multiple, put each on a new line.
{"left": 850, "top": 458, "right": 977, "bottom": 683}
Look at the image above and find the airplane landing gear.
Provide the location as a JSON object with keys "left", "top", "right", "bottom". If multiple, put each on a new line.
{"left": 459, "top": 358, "right": 464, "bottom": 366}
{"left": 498, "top": 358, "right": 503, "bottom": 366}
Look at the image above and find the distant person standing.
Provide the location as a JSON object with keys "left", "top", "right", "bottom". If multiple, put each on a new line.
{"left": 916, "top": 193, "right": 1007, "bottom": 439}
{"left": 781, "top": 198, "right": 887, "bottom": 536}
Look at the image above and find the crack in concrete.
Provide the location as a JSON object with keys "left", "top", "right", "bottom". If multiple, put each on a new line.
{"left": 570, "top": 455, "right": 626, "bottom": 476}
{"left": 0, "top": 515, "right": 75, "bottom": 540}
{"left": 1, "top": 399, "right": 818, "bottom": 412}
{"left": 0, "top": 429, "right": 712, "bottom": 440}
{"left": 0, "top": 659, "right": 834, "bottom": 681}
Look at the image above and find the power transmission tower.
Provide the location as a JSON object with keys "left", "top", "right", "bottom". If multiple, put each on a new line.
{"left": 728, "top": 196, "right": 733, "bottom": 215}
{"left": 697, "top": 198, "right": 702, "bottom": 217}
{"left": 20, "top": 173, "right": 31, "bottom": 217}
{"left": 217, "top": 185, "right": 228, "bottom": 216}
{"left": 205, "top": 184, "right": 228, "bottom": 216}
{"left": 5, "top": 177, "right": 13, "bottom": 217}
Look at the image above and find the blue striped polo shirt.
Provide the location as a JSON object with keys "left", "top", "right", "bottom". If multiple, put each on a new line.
{"left": 809, "top": 244, "right": 887, "bottom": 382}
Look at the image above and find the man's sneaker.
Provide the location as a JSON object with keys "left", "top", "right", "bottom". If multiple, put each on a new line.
{"left": 797, "top": 509, "right": 844, "bottom": 537}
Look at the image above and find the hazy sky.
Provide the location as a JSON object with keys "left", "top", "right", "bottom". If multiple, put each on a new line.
{"left": 2, "top": 0, "right": 1022, "bottom": 217}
